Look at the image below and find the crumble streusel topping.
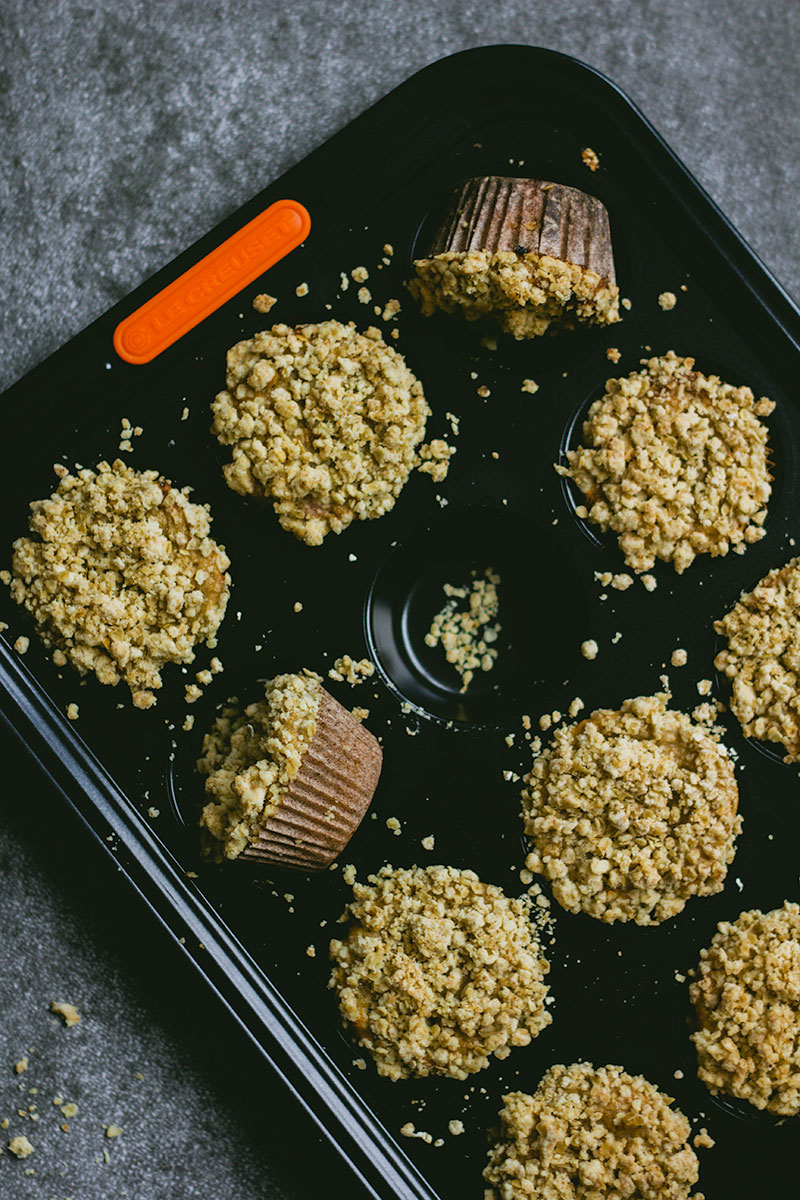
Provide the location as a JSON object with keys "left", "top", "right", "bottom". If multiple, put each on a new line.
{"left": 522, "top": 694, "right": 740, "bottom": 925}
{"left": 424, "top": 568, "right": 500, "bottom": 691}
{"left": 410, "top": 251, "right": 619, "bottom": 340}
{"left": 714, "top": 556, "right": 800, "bottom": 761}
{"left": 483, "top": 1062, "right": 704, "bottom": 1200}
{"left": 211, "top": 321, "right": 452, "bottom": 545}
{"left": 329, "top": 864, "right": 551, "bottom": 1080}
{"left": 690, "top": 901, "right": 800, "bottom": 1115}
{"left": 557, "top": 352, "right": 774, "bottom": 573}
{"left": 198, "top": 671, "right": 320, "bottom": 859}
{"left": 10, "top": 459, "right": 230, "bottom": 708}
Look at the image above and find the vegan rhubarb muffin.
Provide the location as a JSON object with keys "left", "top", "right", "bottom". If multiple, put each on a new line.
{"left": 328, "top": 864, "right": 551, "bottom": 1079}
{"left": 483, "top": 1062, "right": 705, "bottom": 1200}
{"left": 410, "top": 176, "right": 620, "bottom": 339}
{"left": 211, "top": 320, "right": 453, "bottom": 545}
{"left": 521, "top": 694, "right": 740, "bottom": 925}
{"left": 557, "top": 352, "right": 774, "bottom": 573}
{"left": 690, "top": 901, "right": 800, "bottom": 1115}
{"left": 714, "top": 557, "right": 800, "bottom": 762}
{"left": 9, "top": 459, "right": 230, "bottom": 709}
{"left": 198, "top": 670, "right": 382, "bottom": 868}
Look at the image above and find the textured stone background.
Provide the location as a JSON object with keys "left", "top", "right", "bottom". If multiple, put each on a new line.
{"left": 1, "top": 1, "right": 798, "bottom": 1197}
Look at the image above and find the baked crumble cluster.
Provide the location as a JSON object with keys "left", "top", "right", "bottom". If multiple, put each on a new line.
{"left": 424, "top": 568, "right": 501, "bottom": 692}
{"left": 483, "top": 1062, "right": 704, "bottom": 1200}
{"left": 9, "top": 459, "right": 230, "bottom": 708}
{"left": 198, "top": 671, "right": 320, "bottom": 859}
{"left": 522, "top": 694, "right": 740, "bottom": 925}
{"left": 211, "top": 320, "right": 453, "bottom": 545}
{"left": 410, "top": 251, "right": 620, "bottom": 340}
{"left": 558, "top": 352, "right": 774, "bottom": 573}
{"left": 690, "top": 901, "right": 800, "bottom": 1115}
{"left": 328, "top": 864, "right": 551, "bottom": 1080}
{"left": 714, "top": 556, "right": 800, "bottom": 762}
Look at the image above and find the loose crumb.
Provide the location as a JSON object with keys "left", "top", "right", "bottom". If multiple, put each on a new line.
{"left": 13, "top": 635, "right": 29, "bottom": 654}
{"left": 448, "top": 1119, "right": 465, "bottom": 1136}
{"left": 606, "top": 346, "right": 622, "bottom": 363}
{"left": 581, "top": 146, "right": 600, "bottom": 171}
{"left": 252, "top": 293, "right": 277, "bottom": 314}
{"left": 421, "top": 835, "right": 435, "bottom": 851}
{"left": 8, "top": 1135, "right": 34, "bottom": 1158}
{"left": 306, "top": 945, "right": 316, "bottom": 958}
{"left": 328, "top": 655, "right": 375, "bottom": 685}
{"left": 105, "top": 1125, "right": 122, "bottom": 1139}
{"left": 659, "top": 290, "right": 677, "bottom": 310}
{"left": 50, "top": 1001, "right": 80, "bottom": 1027}
{"left": 14, "top": 1058, "right": 28, "bottom": 1075}
{"left": 671, "top": 648, "right": 688, "bottom": 667}
{"left": 295, "top": 282, "right": 309, "bottom": 297}
{"left": 520, "top": 378, "right": 539, "bottom": 395}
{"left": 385, "top": 816, "right": 401, "bottom": 835}
{"left": 580, "top": 639, "right": 598, "bottom": 660}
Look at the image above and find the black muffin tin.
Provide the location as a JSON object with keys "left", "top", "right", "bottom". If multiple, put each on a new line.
{"left": 2, "top": 46, "right": 799, "bottom": 1200}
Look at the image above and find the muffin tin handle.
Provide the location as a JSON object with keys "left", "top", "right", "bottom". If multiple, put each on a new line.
{"left": 112, "top": 199, "right": 311, "bottom": 364}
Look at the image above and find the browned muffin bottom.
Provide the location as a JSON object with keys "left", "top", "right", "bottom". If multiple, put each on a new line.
{"left": 410, "top": 176, "right": 620, "bottom": 339}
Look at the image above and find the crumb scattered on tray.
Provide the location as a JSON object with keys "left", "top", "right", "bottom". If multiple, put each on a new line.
{"left": 581, "top": 146, "right": 600, "bottom": 171}
{"left": 50, "top": 1001, "right": 80, "bottom": 1027}
{"left": 671, "top": 648, "right": 688, "bottom": 667}
{"left": 252, "top": 293, "right": 277, "bottom": 314}
{"left": 329, "top": 864, "right": 551, "bottom": 1079}
{"left": 8, "top": 1134, "right": 34, "bottom": 1158}
{"left": 580, "top": 638, "right": 598, "bottom": 660}
{"left": 606, "top": 346, "right": 621, "bottom": 363}
{"left": 295, "top": 282, "right": 309, "bottom": 297}
{"left": 328, "top": 656, "right": 375, "bottom": 685}
{"left": 520, "top": 378, "right": 539, "bottom": 395}
{"left": 659, "top": 290, "right": 677, "bottom": 310}
{"left": 13, "top": 635, "right": 29, "bottom": 654}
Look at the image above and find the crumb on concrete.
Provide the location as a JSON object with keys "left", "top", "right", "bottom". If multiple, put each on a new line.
{"left": 50, "top": 1001, "right": 80, "bottom": 1027}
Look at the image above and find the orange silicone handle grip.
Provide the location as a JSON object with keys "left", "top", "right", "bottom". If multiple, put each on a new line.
{"left": 113, "top": 199, "right": 311, "bottom": 364}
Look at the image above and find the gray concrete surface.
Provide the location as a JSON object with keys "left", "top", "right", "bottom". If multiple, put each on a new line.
{"left": 1, "top": 1, "right": 798, "bottom": 1197}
